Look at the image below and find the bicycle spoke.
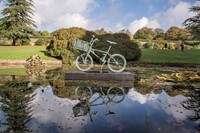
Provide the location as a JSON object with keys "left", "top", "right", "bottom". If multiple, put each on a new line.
{"left": 108, "top": 54, "right": 126, "bottom": 72}
{"left": 76, "top": 53, "right": 93, "bottom": 71}
{"left": 107, "top": 87, "right": 125, "bottom": 103}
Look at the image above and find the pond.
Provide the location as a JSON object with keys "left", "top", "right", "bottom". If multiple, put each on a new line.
{"left": 0, "top": 67, "right": 200, "bottom": 133}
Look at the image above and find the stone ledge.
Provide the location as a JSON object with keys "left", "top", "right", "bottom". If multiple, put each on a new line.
{"left": 65, "top": 70, "right": 134, "bottom": 81}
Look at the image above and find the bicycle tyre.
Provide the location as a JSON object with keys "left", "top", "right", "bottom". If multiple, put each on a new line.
{"left": 107, "top": 87, "right": 125, "bottom": 103}
{"left": 107, "top": 54, "right": 126, "bottom": 73}
{"left": 76, "top": 53, "right": 93, "bottom": 71}
{"left": 75, "top": 86, "right": 93, "bottom": 101}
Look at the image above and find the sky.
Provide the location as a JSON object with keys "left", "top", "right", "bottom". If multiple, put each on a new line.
{"left": 0, "top": 0, "right": 199, "bottom": 33}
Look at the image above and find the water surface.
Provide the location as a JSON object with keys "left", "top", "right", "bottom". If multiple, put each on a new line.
{"left": 0, "top": 67, "right": 199, "bottom": 133}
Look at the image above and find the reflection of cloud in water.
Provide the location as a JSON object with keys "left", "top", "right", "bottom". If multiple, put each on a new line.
{"left": 127, "top": 88, "right": 192, "bottom": 121}
{"left": 29, "top": 86, "right": 89, "bottom": 133}
{"left": 127, "top": 88, "right": 159, "bottom": 104}
{"left": 155, "top": 91, "right": 191, "bottom": 121}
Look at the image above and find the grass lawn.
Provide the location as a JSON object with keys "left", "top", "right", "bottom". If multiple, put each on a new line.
{"left": 0, "top": 46, "right": 200, "bottom": 64}
{"left": 0, "top": 68, "right": 27, "bottom": 75}
{"left": 0, "top": 46, "right": 57, "bottom": 60}
{"left": 140, "top": 49, "right": 200, "bottom": 64}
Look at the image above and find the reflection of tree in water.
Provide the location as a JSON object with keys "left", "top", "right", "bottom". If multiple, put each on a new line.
{"left": 45, "top": 67, "right": 77, "bottom": 98}
{"left": 0, "top": 81, "right": 35, "bottom": 133}
{"left": 183, "top": 88, "right": 200, "bottom": 131}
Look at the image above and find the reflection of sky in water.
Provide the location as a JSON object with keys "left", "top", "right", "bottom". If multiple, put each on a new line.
{"left": 28, "top": 86, "right": 90, "bottom": 133}
{"left": 127, "top": 88, "right": 191, "bottom": 120}
{"left": 0, "top": 85, "right": 199, "bottom": 133}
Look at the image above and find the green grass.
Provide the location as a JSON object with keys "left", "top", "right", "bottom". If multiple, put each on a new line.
{"left": 0, "top": 68, "right": 27, "bottom": 75}
{"left": 140, "top": 49, "right": 200, "bottom": 63}
{"left": 0, "top": 46, "right": 57, "bottom": 60}
{"left": 0, "top": 46, "right": 200, "bottom": 64}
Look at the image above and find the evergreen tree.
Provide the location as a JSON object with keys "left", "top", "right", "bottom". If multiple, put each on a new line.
{"left": 183, "top": 0, "right": 200, "bottom": 39}
{"left": 0, "top": 0, "right": 37, "bottom": 45}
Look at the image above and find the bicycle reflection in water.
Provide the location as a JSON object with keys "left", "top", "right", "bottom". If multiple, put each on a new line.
{"left": 72, "top": 86, "right": 125, "bottom": 122}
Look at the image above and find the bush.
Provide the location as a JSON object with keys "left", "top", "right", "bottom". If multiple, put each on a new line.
{"left": 35, "top": 38, "right": 44, "bottom": 46}
{"left": 61, "top": 49, "right": 75, "bottom": 65}
{"left": 117, "top": 40, "right": 141, "bottom": 61}
{"left": 93, "top": 34, "right": 141, "bottom": 61}
{"left": 21, "top": 39, "right": 30, "bottom": 45}
{"left": 0, "top": 41, "right": 10, "bottom": 46}
{"left": 47, "top": 27, "right": 142, "bottom": 64}
{"left": 142, "top": 43, "right": 150, "bottom": 49}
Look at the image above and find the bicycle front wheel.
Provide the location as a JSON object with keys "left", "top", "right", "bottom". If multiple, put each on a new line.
{"left": 75, "top": 86, "right": 93, "bottom": 101}
{"left": 108, "top": 54, "right": 126, "bottom": 73}
{"left": 107, "top": 87, "right": 125, "bottom": 103}
{"left": 76, "top": 53, "right": 93, "bottom": 71}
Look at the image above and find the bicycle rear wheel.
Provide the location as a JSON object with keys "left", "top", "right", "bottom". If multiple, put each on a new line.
{"left": 107, "top": 54, "right": 126, "bottom": 73}
{"left": 76, "top": 53, "right": 93, "bottom": 71}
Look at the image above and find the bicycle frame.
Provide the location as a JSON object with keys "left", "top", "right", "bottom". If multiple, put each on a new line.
{"left": 90, "top": 47, "right": 112, "bottom": 63}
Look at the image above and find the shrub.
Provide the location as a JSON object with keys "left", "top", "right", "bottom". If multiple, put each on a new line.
{"left": 41, "top": 30, "right": 50, "bottom": 37}
{"left": 93, "top": 34, "right": 141, "bottom": 61}
{"left": 21, "top": 39, "right": 30, "bottom": 45}
{"left": 168, "top": 42, "right": 175, "bottom": 49}
{"left": 35, "top": 38, "right": 44, "bottom": 46}
{"left": 47, "top": 27, "right": 142, "bottom": 64}
{"left": 61, "top": 49, "right": 75, "bottom": 65}
{"left": 118, "top": 40, "right": 141, "bottom": 61}
{"left": 0, "top": 41, "right": 10, "bottom": 46}
{"left": 140, "top": 40, "right": 156, "bottom": 49}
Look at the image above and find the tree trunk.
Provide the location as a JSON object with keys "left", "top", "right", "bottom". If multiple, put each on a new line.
{"left": 12, "top": 39, "right": 16, "bottom": 46}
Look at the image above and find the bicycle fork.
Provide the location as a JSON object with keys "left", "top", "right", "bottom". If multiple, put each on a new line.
{"left": 83, "top": 52, "right": 90, "bottom": 64}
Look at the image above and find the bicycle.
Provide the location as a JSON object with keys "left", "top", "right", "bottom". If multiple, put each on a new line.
{"left": 74, "top": 35, "right": 127, "bottom": 73}
{"left": 73, "top": 86, "right": 125, "bottom": 122}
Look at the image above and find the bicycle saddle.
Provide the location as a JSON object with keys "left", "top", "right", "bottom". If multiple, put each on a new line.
{"left": 107, "top": 40, "right": 117, "bottom": 45}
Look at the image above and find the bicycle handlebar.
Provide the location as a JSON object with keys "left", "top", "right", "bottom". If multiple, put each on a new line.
{"left": 90, "top": 35, "right": 99, "bottom": 46}
{"left": 94, "top": 38, "right": 99, "bottom": 42}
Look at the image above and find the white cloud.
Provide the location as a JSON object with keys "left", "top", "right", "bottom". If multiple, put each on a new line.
{"left": 128, "top": 17, "right": 160, "bottom": 34}
{"left": 128, "top": 17, "right": 148, "bottom": 34}
{"left": 146, "top": 20, "right": 160, "bottom": 29}
{"left": 56, "top": 13, "right": 90, "bottom": 29}
{"left": 157, "top": 1, "right": 195, "bottom": 30}
{"left": 127, "top": 1, "right": 195, "bottom": 33}
{"left": 114, "top": 23, "right": 126, "bottom": 31}
{"left": 33, "top": 0, "right": 96, "bottom": 32}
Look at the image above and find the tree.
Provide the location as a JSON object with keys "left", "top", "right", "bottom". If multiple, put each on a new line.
{"left": 94, "top": 28, "right": 109, "bottom": 35}
{"left": 134, "top": 27, "right": 156, "bottom": 40}
{"left": 41, "top": 30, "right": 51, "bottom": 37}
{"left": 165, "top": 26, "right": 192, "bottom": 40}
{"left": 183, "top": 0, "right": 200, "bottom": 39}
{"left": 154, "top": 28, "right": 165, "bottom": 39}
{"left": 0, "top": 0, "right": 37, "bottom": 45}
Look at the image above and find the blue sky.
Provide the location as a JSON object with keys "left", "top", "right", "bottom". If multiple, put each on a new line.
{"left": 0, "top": 0, "right": 198, "bottom": 33}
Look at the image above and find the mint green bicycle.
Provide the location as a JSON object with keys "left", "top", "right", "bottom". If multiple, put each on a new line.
{"left": 74, "top": 35, "right": 127, "bottom": 73}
